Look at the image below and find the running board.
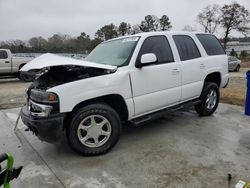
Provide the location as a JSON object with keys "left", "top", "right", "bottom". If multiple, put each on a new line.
{"left": 130, "top": 99, "right": 201, "bottom": 126}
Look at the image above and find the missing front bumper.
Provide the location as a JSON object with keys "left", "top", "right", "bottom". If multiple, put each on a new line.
{"left": 21, "top": 105, "right": 65, "bottom": 143}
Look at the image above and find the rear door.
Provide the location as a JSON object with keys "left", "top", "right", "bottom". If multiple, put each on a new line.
{"left": 0, "top": 50, "right": 11, "bottom": 73}
{"left": 173, "top": 35, "right": 204, "bottom": 101}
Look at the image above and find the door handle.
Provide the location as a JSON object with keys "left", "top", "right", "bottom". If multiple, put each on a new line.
{"left": 5, "top": 61, "right": 10, "bottom": 63}
{"left": 200, "top": 63, "right": 205, "bottom": 69}
{"left": 172, "top": 68, "right": 180, "bottom": 75}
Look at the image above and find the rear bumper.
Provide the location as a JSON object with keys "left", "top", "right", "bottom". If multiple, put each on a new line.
{"left": 21, "top": 105, "right": 65, "bottom": 143}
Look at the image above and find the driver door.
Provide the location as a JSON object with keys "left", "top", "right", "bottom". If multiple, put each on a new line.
{"left": 130, "top": 35, "right": 181, "bottom": 116}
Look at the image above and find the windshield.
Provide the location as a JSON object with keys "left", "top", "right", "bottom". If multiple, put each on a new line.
{"left": 85, "top": 37, "right": 139, "bottom": 67}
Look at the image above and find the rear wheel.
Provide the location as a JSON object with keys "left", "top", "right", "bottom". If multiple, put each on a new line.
{"left": 66, "top": 103, "right": 121, "bottom": 155}
{"left": 194, "top": 82, "right": 219, "bottom": 116}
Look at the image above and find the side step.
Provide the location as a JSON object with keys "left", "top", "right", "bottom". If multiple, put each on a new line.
{"left": 130, "top": 99, "right": 201, "bottom": 126}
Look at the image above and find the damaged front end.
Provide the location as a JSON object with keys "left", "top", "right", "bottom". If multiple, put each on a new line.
{"left": 20, "top": 53, "right": 117, "bottom": 142}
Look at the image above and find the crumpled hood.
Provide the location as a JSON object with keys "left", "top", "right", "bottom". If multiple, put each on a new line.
{"left": 20, "top": 53, "right": 117, "bottom": 72}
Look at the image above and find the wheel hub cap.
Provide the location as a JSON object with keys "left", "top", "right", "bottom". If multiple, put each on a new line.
{"left": 205, "top": 89, "right": 217, "bottom": 110}
{"left": 77, "top": 115, "right": 111, "bottom": 148}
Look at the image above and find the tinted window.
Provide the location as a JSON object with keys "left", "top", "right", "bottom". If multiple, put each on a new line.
{"left": 173, "top": 35, "right": 201, "bottom": 61}
{"left": 196, "top": 34, "right": 225, "bottom": 55}
{"left": 138, "top": 36, "right": 174, "bottom": 64}
{"left": 0, "top": 50, "right": 8, "bottom": 59}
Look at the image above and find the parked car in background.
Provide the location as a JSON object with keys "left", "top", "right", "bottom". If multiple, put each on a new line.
{"left": 20, "top": 31, "right": 229, "bottom": 155}
{"left": 228, "top": 56, "right": 241, "bottom": 72}
{"left": 0, "top": 49, "right": 35, "bottom": 81}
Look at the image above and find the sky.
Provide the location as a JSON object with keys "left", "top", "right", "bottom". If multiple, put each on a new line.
{"left": 0, "top": 0, "right": 249, "bottom": 41}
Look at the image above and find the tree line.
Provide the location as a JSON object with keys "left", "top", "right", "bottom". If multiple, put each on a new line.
{"left": 0, "top": 1, "right": 249, "bottom": 54}
{"left": 0, "top": 15, "right": 171, "bottom": 54}
{"left": 197, "top": 2, "right": 250, "bottom": 48}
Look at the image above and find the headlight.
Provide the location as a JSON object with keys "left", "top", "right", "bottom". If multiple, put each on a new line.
{"left": 30, "top": 89, "right": 58, "bottom": 103}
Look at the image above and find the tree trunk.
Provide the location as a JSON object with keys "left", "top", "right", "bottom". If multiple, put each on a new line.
{"left": 223, "top": 27, "right": 230, "bottom": 49}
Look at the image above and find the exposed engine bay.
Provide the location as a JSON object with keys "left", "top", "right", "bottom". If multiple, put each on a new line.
{"left": 29, "top": 65, "right": 114, "bottom": 90}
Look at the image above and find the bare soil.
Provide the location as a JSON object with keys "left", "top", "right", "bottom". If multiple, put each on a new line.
{"left": 220, "top": 61, "right": 249, "bottom": 106}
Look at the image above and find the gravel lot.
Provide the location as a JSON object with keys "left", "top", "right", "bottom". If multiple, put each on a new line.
{"left": 0, "top": 77, "right": 30, "bottom": 109}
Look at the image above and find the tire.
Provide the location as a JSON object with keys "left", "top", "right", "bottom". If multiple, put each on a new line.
{"left": 19, "top": 72, "right": 35, "bottom": 82}
{"left": 235, "top": 65, "right": 240, "bottom": 72}
{"left": 194, "top": 82, "right": 219, "bottom": 116}
{"left": 66, "top": 103, "right": 122, "bottom": 156}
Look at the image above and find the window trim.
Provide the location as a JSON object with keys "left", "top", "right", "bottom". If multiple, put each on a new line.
{"left": 195, "top": 34, "right": 226, "bottom": 56}
{"left": 136, "top": 35, "right": 175, "bottom": 67}
{"left": 173, "top": 35, "right": 201, "bottom": 61}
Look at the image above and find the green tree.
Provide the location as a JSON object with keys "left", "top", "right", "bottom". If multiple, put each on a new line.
{"left": 220, "top": 2, "right": 250, "bottom": 48}
{"left": 76, "top": 32, "right": 91, "bottom": 53}
{"left": 240, "top": 50, "right": 248, "bottom": 60}
{"left": 230, "top": 48, "right": 238, "bottom": 57}
{"left": 159, "top": 15, "right": 172, "bottom": 31}
{"left": 28, "top": 36, "right": 47, "bottom": 52}
{"left": 140, "top": 15, "right": 159, "bottom": 32}
{"left": 118, "top": 22, "right": 131, "bottom": 36}
{"left": 95, "top": 24, "right": 118, "bottom": 40}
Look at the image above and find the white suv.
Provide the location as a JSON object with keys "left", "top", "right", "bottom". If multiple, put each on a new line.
{"left": 20, "top": 31, "right": 229, "bottom": 155}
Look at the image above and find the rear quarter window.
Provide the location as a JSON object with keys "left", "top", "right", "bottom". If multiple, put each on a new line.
{"left": 196, "top": 34, "right": 225, "bottom": 56}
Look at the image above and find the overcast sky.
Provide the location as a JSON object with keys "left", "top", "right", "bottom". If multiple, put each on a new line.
{"left": 0, "top": 0, "right": 249, "bottom": 41}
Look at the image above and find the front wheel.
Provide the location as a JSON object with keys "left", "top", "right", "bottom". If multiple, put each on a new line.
{"left": 194, "top": 82, "right": 219, "bottom": 116}
{"left": 66, "top": 103, "right": 122, "bottom": 156}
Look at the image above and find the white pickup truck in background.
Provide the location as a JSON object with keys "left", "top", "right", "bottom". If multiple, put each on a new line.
{"left": 0, "top": 49, "right": 35, "bottom": 81}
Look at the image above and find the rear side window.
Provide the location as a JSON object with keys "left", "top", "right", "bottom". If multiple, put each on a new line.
{"left": 173, "top": 35, "right": 201, "bottom": 61}
{"left": 196, "top": 34, "right": 225, "bottom": 55}
{"left": 0, "top": 50, "right": 8, "bottom": 59}
{"left": 138, "top": 36, "right": 174, "bottom": 64}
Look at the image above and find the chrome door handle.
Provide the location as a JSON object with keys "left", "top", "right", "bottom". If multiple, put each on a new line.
{"left": 200, "top": 63, "right": 205, "bottom": 69}
{"left": 172, "top": 68, "right": 180, "bottom": 75}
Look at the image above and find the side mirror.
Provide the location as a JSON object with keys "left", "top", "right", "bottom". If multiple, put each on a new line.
{"left": 140, "top": 53, "right": 157, "bottom": 65}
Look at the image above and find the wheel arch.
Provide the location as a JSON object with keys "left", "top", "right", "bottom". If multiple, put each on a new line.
{"left": 19, "top": 63, "right": 26, "bottom": 70}
{"left": 64, "top": 94, "right": 129, "bottom": 129}
{"left": 204, "top": 72, "right": 221, "bottom": 87}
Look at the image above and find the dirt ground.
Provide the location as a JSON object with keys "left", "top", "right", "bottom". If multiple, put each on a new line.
{"left": 220, "top": 61, "right": 249, "bottom": 106}
{"left": 0, "top": 77, "right": 30, "bottom": 109}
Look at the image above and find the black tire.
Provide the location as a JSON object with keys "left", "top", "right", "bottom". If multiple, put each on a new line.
{"left": 66, "top": 103, "right": 122, "bottom": 156}
{"left": 194, "top": 82, "right": 219, "bottom": 116}
{"left": 235, "top": 65, "right": 240, "bottom": 72}
{"left": 19, "top": 72, "right": 35, "bottom": 82}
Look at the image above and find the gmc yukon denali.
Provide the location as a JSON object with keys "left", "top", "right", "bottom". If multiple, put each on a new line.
{"left": 20, "top": 31, "right": 229, "bottom": 155}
